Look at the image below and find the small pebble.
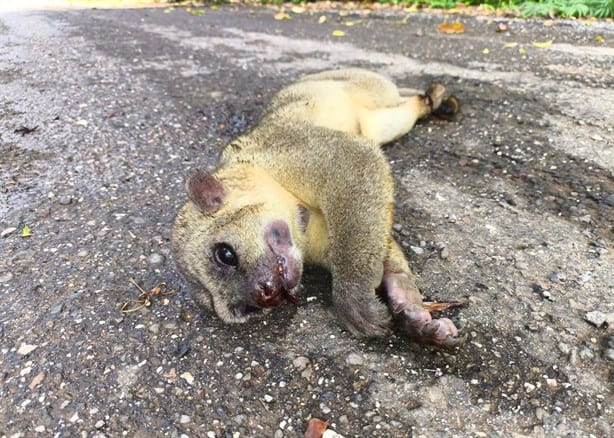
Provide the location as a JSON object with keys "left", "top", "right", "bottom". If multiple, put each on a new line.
{"left": 579, "top": 348, "right": 594, "bottom": 361}
{"left": 95, "top": 420, "right": 105, "bottom": 429}
{"left": 148, "top": 253, "right": 165, "bottom": 266}
{"left": 149, "top": 323, "right": 160, "bottom": 334}
{"left": 579, "top": 215, "right": 591, "bottom": 223}
{"left": 0, "top": 272, "right": 13, "bottom": 283}
{"left": 410, "top": 246, "right": 424, "bottom": 255}
{"left": 263, "top": 394, "right": 274, "bottom": 403}
{"left": 17, "top": 344, "right": 37, "bottom": 356}
{"left": 180, "top": 372, "right": 194, "bottom": 385}
{"left": 58, "top": 195, "right": 73, "bottom": 205}
{"left": 346, "top": 353, "right": 363, "bottom": 366}
{"left": 1, "top": 227, "right": 17, "bottom": 237}
{"left": 34, "top": 426, "right": 45, "bottom": 433}
{"left": 440, "top": 247, "right": 449, "bottom": 259}
{"left": 292, "top": 356, "right": 310, "bottom": 371}
{"left": 180, "top": 415, "right": 190, "bottom": 424}
{"left": 392, "top": 223, "right": 403, "bottom": 232}
{"left": 585, "top": 310, "right": 606, "bottom": 328}
{"left": 320, "top": 403, "right": 331, "bottom": 414}
{"left": 557, "top": 343, "right": 571, "bottom": 355}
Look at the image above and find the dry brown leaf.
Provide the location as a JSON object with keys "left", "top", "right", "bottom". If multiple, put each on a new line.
{"left": 423, "top": 301, "right": 466, "bottom": 312}
{"left": 437, "top": 21, "right": 465, "bottom": 34}
{"left": 305, "top": 418, "right": 328, "bottom": 438}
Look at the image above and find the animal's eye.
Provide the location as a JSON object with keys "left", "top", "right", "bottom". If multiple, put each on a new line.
{"left": 213, "top": 243, "right": 238, "bottom": 268}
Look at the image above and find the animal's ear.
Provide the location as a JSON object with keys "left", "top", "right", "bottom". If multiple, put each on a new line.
{"left": 186, "top": 169, "right": 226, "bottom": 214}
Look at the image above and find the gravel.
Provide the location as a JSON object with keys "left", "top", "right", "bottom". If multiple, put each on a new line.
{"left": 0, "top": 5, "right": 612, "bottom": 437}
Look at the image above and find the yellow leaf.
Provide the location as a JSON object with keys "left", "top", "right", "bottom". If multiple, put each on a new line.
{"left": 519, "top": 47, "right": 527, "bottom": 54}
{"left": 291, "top": 6, "right": 305, "bottom": 14}
{"left": 21, "top": 225, "right": 31, "bottom": 238}
{"left": 595, "top": 35, "right": 604, "bottom": 43}
{"left": 504, "top": 42, "right": 518, "bottom": 48}
{"left": 436, "top": 21, "right": 465, "bottom": 34}
{"left": 274, "top": 12, "right": 291, "bottom": 20}
{"left": 332, "top": 30, "right": 345, "bottom": 37}
{"left": 344, "top": 21, "right": 358, "bottom": 27}
{"left": 532, "top": 40, "right": 552, "bottom": 48}
{"left": 482, "top": 48, "right": 490, "bottom": 54}
{"left": 318, "top": 15, "right": 327, "bottom": 24}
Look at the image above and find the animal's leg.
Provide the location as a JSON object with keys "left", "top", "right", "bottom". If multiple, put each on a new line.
{"left": 382, "top": 239, "right": 464, "bottom": 347}
{"left": 359, "top": 84, "right": 459, "bottom": 145}
{"left": 397, "top": 87, "right": 423, "bottom": 97}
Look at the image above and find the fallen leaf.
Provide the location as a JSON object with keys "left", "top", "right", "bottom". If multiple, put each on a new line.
{"left": 188, "top": 9, "right": 205, "bottom": 16}
{"left": 482, "top": 48, "right": 490, "bottom": 54}
{"left": 274, "top": 12, "right": 291, "bottom": 20}
{"left": 436, "top": 21, "right": 465, "bottom": 34}
{"left": 17, "top": 344, "right": 37, "bottom": 355}
{"left": 503, "top": 42, "right": 519, "bottom": 48}
{"left": 331, "top": 30, "right": 345, "bottom": 37}
{"left": 343, "top": 21, "right": 359, "bottom": 27}
{"left": 423, "top": 301, "right": 466, "bottom": 312}
{"left": 595, "top": 35, "right": 604, "bottom": 43}
{"left": 532, "top": 40, "right": 552, "bottom": 48}
{"left": 29, "top": 371, "right": 45, "bottom": 390}
{"left": 305, "top": 418, "right": 328, "bottom": 438}
{"left": 318, "top": 15, "right": 327, "bottom": 24}
{"left": 519, "top": 47, "right": 527, "bottom": 54}
{"left": 21, "top": 225, "right": 31, "bottom": 238}
{"left": 291, "top": 6, "right": 305, "bottom": 13}
{"left": 163, "top": 8, "right": 172, "bottom": 13}
{"left": 75, "top": 119, "right": 88, "bottom": 127}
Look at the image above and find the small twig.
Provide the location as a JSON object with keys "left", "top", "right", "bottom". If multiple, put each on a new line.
{"left": 120, "top": 278, "right": 177, "bottom": 314}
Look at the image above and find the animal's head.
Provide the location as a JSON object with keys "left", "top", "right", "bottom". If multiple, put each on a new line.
{"left": 171, "top": 168, "right": 310, "bottom": 323}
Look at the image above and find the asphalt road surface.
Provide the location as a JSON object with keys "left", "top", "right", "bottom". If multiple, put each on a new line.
{"left": 0, "top": 4, "right": 612, "bottom": 437}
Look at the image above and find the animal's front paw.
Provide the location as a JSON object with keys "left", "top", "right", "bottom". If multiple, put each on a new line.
{"left": 433, "top": 95, "right": 460, "bottom": 121}
{"left": 401, "top": 309, "right": 465, "bottom": 348}
{"left": 334, "top": 294, "right": 392, "bottom": 338}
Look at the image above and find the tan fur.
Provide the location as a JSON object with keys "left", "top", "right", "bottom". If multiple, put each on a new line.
{"left": 172, "top": 68, "right": 458, "bottom": 339}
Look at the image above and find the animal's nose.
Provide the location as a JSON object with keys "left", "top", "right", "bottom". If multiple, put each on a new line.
{"left": 253, "top": 280, "right": 282, "bottom": 308}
